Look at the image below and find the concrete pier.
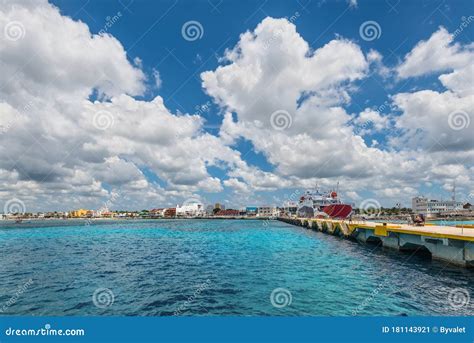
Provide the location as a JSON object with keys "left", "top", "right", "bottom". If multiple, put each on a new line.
{"left": 278, "top": 217, "right": 474, "bottom": 268}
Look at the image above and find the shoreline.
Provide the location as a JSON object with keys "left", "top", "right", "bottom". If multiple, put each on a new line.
{"left": 0, "top": 216, "right": 277, "bottom": 222}
{"left": 2, "top": 216, "right": 474, "bottom": 221}
{"left": 2, "top": 217, "right": 474, "bottom": 226}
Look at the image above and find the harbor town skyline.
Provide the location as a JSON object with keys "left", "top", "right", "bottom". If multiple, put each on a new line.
{"left": 0, "top": 0, "right": 472, "bottom": 213}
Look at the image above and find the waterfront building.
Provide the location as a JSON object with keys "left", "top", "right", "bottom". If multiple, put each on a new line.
{"left": 282, "top": 201, "right": 298, "bottom": 217}
{"left": 257, "top": 206, "right": 278, "bottom": 217}
{"left": 176, "top": 203, "right": 205, "bottom": 217}
{"left": 70, "top": 209, "right": 90, "bottom": 218}
{"left": 164, "top": 208, "right": 176, "bottom": 218}
{"left": 44, "top": 211, "right": 68, "bottom": 219}
{"left": 101, "top": 211, "right": 115, "bottom": 218}
{"left": 215, "top": 209, "right": 240, "bottom": 216}
{"left": 150, "top": 208, "right": 165, "bottom": 218}
{"left": 412, "top": 197, "right": 428, "bottom": 214}
{"left": 245, "top": 207, "right": 258, "bottom": 216}
{"left": 139, "top": 210, "right": 150, "bottom": 218}
{"left": 411, "top": 196, "right": 463, "bottom": 218}
{"left": 214, "top": 203, "right": 225, "bottom": 211}
{"left": 118, "top": 212, "right": 139, "bottom": 218}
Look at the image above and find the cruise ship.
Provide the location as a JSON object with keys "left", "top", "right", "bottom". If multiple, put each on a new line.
{"left": 297, "top": 188, "right": 352, "bottom": 219}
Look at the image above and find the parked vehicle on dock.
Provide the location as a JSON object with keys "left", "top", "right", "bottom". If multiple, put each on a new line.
{"left": 410, "top": 213, "right": 425, "bottom": 226}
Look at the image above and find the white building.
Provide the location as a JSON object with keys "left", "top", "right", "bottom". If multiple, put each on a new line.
{"left": 257, "top": 206, "right": 279, "bottom": 217}
{"left": 282, "top": 201, "right": 298, "bottom": 217}
{"left": 149, "top": 208, "right": 166, "bottom": 218}
{"left": 176, "top": 203, "right": 205, "bottom": 217}
{"left": 412, "top": 197, "right": 428, "bottom": 214}
{"left": 412, "top": 196, "right": 463, "bottom": 217}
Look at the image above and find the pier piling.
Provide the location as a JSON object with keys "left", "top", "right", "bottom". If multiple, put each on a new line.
{"left": 278, "top": 217, "right": 474, "bottom": 267}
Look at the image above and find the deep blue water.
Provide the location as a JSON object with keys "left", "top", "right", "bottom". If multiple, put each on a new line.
{"left": 0, "top": 219, "right": 472, "bottom": 316}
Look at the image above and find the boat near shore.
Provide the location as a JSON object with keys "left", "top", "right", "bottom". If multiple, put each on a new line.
{"left": 297, "top": 188, "right": 352, "bottom": 219}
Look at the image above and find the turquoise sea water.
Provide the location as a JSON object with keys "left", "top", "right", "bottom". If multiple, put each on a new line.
{"left": 431, "top": 220, "right": 474, "bottom": 226}
{"left": 0, "top": 219, "right": 472, "bottom": 316}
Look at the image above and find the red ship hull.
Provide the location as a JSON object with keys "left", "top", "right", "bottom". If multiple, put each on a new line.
{"left": 323, "top": 204, "right": 352, "bottom": 219}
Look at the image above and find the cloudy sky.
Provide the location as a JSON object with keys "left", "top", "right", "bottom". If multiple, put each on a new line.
{"left": 0, "top": 0, "right": 472, "bottom": 212}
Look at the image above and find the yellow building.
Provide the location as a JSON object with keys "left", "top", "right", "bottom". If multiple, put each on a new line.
{"left": 70, "top": 209, "right": 89, "bottom": 218}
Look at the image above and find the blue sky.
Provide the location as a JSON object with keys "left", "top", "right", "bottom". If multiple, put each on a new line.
{"left": 0, "top": 0, "right": 473, "bottom": 211}
{"left": 52, "top": 0, "right": 470, "bottom": 116}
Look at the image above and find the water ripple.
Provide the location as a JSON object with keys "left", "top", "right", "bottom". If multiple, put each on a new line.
{"left": 0, "top": 219, "right": 472, "bottom": 316}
